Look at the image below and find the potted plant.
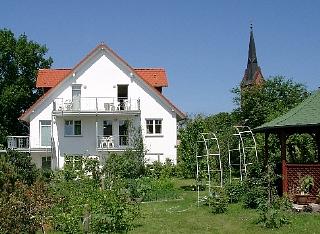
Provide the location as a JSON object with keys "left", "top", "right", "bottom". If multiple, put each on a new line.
{"left": 300, "top": 175, "right": 314, "bottom": 194}
{"left": 295, "top": 175, "right": 314, "bottom": 205}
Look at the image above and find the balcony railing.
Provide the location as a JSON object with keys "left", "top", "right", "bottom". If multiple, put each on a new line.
{"left": 53, "top": 97, "right": 140, "bottom": 113}
{"left": 7, "top": 136, "right": 29, "bottom": 149}
{"left": 97, "top": 135, "right": 129, "bottom": 150}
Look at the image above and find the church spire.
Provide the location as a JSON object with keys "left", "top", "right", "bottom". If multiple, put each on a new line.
{"left": 241, "top": 24, "right": 264, "bottom": 88}
{"left": 248, "top": 24, "right": 257, "bottom": 65}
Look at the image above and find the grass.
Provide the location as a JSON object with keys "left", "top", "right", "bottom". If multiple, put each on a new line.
{"left": 130, "top": 178, "right": 320, "bottom": 234}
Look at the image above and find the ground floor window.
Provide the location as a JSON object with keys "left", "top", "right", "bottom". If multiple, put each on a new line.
{"left": 42, "top": 156, "right": 51, "bottom": 170}
{"left": 103, "top": 120, "right": 113, "bottom": 136}
{"left": 119, "top": 120, "right": 129, "bottom": 146}
{"left": 64, "top": 154, "right": 83, "bottom": 170}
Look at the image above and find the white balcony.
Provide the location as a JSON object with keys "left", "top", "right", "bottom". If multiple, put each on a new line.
{"left": 53, "top": 97, "right": 140, "bottom": 115}
{"left": 7, "top": 136, "right": 29, "bottom": 149}
{"left": 7, "top": 136, "right": 52, "bottom": 153}
{"left": 96, "top": 135, "right": 130, "bottom": 151}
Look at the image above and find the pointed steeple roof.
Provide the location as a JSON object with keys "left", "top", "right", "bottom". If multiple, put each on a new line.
{"left": 248, "top": 25, "right": 257, "bottom": 65}
{"left": 241, "top": 24, "right": 264, "bottom": 88}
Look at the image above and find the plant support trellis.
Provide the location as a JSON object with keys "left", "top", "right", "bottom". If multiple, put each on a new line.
{"left": 228, "top": 126, "right": 258, "bottom": 182}
{"left": 196, "top": 132, "right": 222, "bottom": 206}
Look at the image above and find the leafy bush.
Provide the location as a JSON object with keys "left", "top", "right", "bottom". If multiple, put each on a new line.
{"left": 0, "top": 180, "right": 53, "bottom": 233}
{"left": 104, "top": 149, "right": 144, "bottom": 179}
{"left": 243, "top": 185, "right": 267, "bottom": 209}
{"left": 257, "top": 196, "right": 291, "bottom": 228}
{"left": 145, "top": 159, "right": 176, "bottom": 179}
{"left": 242, "top": 163, "right": 269, "bottom": 209}
{"left": 205, "top": 187, "right": 228, "bottom": 214}
{"left": 117, "top": 177, "right": 180, "bottom": 202}
{"left": 0, "top": 151, "right": 53, "bottom": 233}
{"left": 50, "top": 176, "right": 139, "bottom": 233}
{"left": 224, "top": 180, "right": 245, "bottom": 203}
{"left": 0, "top": 150, "right": 38, "bottom": 191}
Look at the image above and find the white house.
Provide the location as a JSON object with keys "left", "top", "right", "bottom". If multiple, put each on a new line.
{"left": 8, "top": 43, "right": 185, "bottom": 169}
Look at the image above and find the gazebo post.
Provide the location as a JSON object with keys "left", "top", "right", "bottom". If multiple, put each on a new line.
{"left": 279, "top": 131, "right": 288, "bottom": 195}
{"left": 264, "top": 132, "right": 270, "bottom": 166}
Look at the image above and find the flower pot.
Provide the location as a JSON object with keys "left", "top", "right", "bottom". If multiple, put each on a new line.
{"left": 295, "top": 194, "right": 309, "bottom": 205}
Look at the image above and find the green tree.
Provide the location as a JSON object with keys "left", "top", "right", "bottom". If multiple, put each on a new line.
{"left": 232, "top": 76, "right": 309, "bottom": 128}
{"left": 0, "top": 150, "right": 38, "bottom": 192}
{"left": 177, "top": 76, "right": 310, "bottom": 179}
{"left": 233, "top": 76, "right": 316, "bottom": 164}
{"left": 177, "top": 115, "right": 205, "bottom": 178}
{"left": 0, "top": 29, "right": 52, "bottom": 145}
{"left": 0, "top": 151, "right": 53, "bottom": 233}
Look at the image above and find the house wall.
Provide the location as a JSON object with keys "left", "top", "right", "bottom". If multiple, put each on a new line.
{"left": 28, "top": 49, "right": 179, "bottom": 168}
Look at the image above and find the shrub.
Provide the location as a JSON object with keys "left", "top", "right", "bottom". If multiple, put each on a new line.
{"left": 224, "top": 180, "right": 245, "bottom": 203}
{"left": 243, "top": 185, "right": 267, "bottom": 209}
{"left": 242, "top": 163, "right": 269, "bottom": 209}
{"left": 50, "top": 177, "right": 139, "bottom": 233}
{"left": 257, "top": 196, "right": 291, "bottom": 228}
{"left": 121, "top": 177, "right": 180, "bottom": 202}
{"left": 104, "top": 149, "right": 144, "bottom": 179}
{"left": 0, "top": 150, "right": 38, "bottom": 192}
{"left": 0, "top": 180, "right": 53, "bottom": 233}
{"left": 205, "top": 187, "right": 228, "bottom": 214}
{"left": 145, "top": 159, "right": 176, "bottom": 179}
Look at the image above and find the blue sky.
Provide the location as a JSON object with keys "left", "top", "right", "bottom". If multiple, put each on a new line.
{"left": 1, "top": 1, "right": 320, "bottom": 115}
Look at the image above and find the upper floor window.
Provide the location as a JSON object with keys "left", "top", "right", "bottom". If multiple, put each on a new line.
{"left": 146, "top": 119, "right": 162, "bottom": 134}
{"left": 65, "top": 120, "right": 81, "bottom": 136}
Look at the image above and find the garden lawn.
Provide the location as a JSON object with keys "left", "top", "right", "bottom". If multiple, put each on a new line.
{"left": 130, "top": 179, "right": 320, "bottom": 234}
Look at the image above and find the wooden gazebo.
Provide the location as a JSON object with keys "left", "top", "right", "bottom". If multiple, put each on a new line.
{"left": 254, "top": 90, "right": 320, "bottom": 198}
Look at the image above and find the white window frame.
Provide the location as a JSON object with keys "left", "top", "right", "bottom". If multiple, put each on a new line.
{"left": 39, "top": 120, "right": 52, "bottom": 147}
{"left": 64, "top": 120, "right": 82, "bottom": 136}
{"left": 146, "top": 119, "right": 163, "bottom": 135}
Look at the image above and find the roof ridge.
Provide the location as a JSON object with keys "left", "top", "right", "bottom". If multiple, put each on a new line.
{"left": 134, "top": 68, "right": 165, "bottom": 70}
{"left": 39, "top": 68, "right": 71, "bottom": 70}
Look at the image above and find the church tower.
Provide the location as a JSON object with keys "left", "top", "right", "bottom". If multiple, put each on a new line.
{"left": 241, "top": 25, "right": 264, "bottom": 89}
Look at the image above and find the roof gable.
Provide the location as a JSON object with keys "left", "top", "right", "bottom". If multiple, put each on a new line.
{"left": 20, "top": 43, "right": 185, "bottom": 121}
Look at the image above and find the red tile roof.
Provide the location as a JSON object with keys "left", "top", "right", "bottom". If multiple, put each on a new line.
{"left": 36, "top": 68, "right": 168, "bottom": 88}
{"left": 36, "top": 69, "right": 71, "bottom": 88}
{"left": 134, "top": 68, "right": 168, "bottom": 87}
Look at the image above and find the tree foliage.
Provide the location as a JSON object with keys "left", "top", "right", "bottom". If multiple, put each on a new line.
{"left": 0, "top": 28, "right": 52, "bottom": 145}
{"left": 177, "top": 113, "right": 236, "bottom": 178}
{"left": 0, "top": 151, "right": 53, "bottom": 233}
{"left": 177, "top": 76, "right": 310, "bottom": 178}
{"left": 232, "top": 76, "right": 309, "bottom": 128}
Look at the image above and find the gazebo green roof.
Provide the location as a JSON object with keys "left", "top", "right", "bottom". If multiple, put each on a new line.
{"left": 254, "top": 89, "right": 320, "bottom": 133}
